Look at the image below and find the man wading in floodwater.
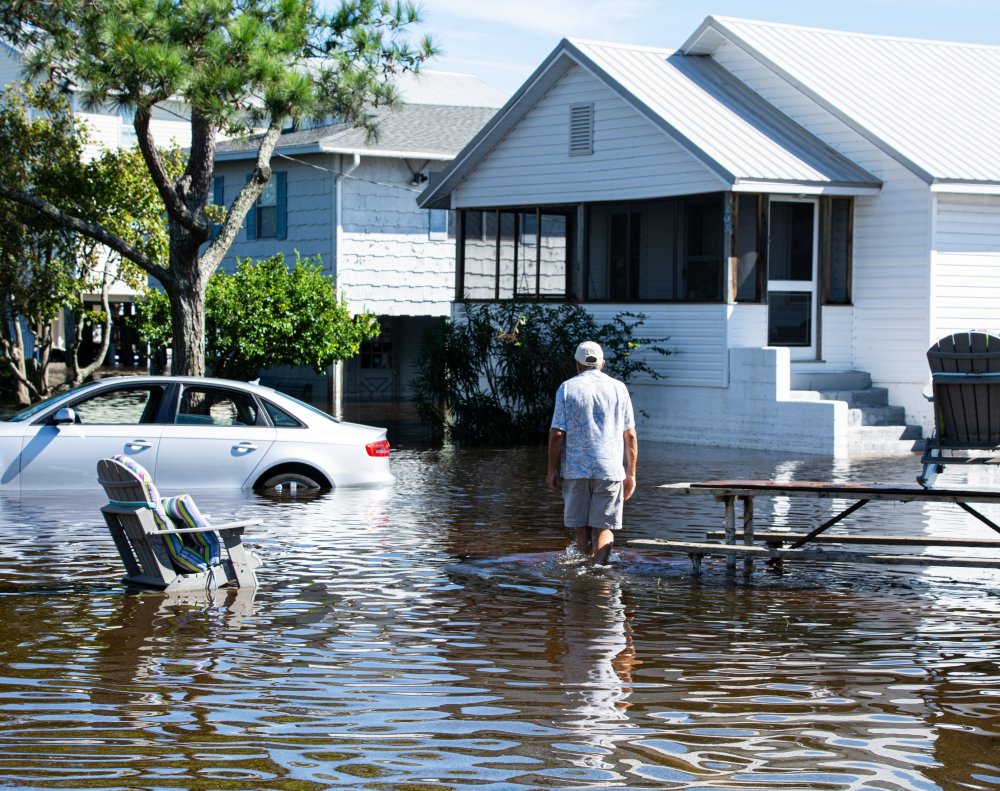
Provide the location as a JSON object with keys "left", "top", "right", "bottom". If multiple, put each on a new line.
{"left": 546, "top": 341, "right": 638, "bottom": 565}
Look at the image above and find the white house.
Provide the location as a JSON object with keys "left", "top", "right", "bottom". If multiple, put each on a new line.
{"left": 213, "top": 71, "right": 506, "bottom": 407}
{"left": 418, "top": 17, "right": 1000, "bottom": 456}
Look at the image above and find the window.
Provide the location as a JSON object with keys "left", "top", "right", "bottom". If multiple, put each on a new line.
{"left": 209, "top": 175, "right": 224, "bottom": 240}
{"left": 821, "top": 197, "right": 852, "bottom": 304}
{"left": 72, "top": 387, "right": 165, "bottom": 425}
{"left": 735, "top": 194, "right": 763, "bottom": 302}
{"left": 458, "top": 208, "right": 572, "bottom": 300}
{"left": 246, "top": 171, "right": 287, "bottom": 240}
{"left": 587, "top": 195, "right": 724, "bottom": 302}
{"left": 177, "top": 387, "right": 259, "bottom": 427}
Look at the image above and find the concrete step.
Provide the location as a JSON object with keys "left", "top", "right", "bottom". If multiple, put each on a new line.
{"left": 847, "top": 425, "right": 925, "bottom": 457}
{"left": 848, "top": 405, "right": 907, "bottom": 427}
{"left": 791, "top": 370, "right": 872, "bottom": 391}
{"left": 818, "top": 387, "right": 890, "bottom": 407}
{"left": 790, "top": 369, "right": 924, "bottom": 456}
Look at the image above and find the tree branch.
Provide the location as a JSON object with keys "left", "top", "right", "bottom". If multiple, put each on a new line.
{"left": 0, "top": 182, "right": 169, "bottom": 283}
{"left": 134, "top": 110, "right": 201, "bottom": 235}
{"left": 200, "top": 118, "right": 284, "bottom": 271}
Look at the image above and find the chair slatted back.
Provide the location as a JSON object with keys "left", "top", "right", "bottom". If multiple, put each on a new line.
{"left": 927, "top": 332, "right": 1000, "bottom": 449}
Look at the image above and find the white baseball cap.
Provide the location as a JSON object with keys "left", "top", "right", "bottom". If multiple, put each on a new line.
{"left": 574, "top": 341, "right": 604, "bottom": 368}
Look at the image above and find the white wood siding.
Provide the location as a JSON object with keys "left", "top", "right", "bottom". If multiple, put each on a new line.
{"left": 452, "top": 64, "right": 724, "bottom": 208}
{"left": 713, "top": 40, "right": 934, "bottom": 389}
{"left": 339, "top": 158, "right": 456, "bottom": 317}
{"left": 585, "top": 304, "right": 728, "bottom": 387}
{"left": 932, "top": 193, "right": 1000, "bottom": 337}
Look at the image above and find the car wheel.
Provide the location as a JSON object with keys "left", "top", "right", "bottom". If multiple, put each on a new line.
{"left": 258, "top": 472, "right": 323, "bottom": 494}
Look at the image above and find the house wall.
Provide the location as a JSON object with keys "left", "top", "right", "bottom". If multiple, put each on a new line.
{"left": 216, "top": 155, "right": 336, "bottom": 275}
{"left": 932, "top": 193, "right": 1000, "bottom": 336}
{"left": 0, "top": 44, "right": 21, "bottom": 87}
{"left": 339, "top": 157, "right": 456, "bottom": 317}
{"left": 452, "top": 64, "right": 725, "bottom": 208}
{"left": 712, "top": 39, "right": 937, "bottom": 431}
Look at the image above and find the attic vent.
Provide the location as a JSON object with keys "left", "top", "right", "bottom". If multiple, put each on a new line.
{"left": 569, "top": 103, "right": 594, "bottom": 156}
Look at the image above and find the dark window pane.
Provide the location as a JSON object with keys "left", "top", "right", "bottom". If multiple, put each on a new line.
{"left": 770, "top": 202, "right": 814, "bottom": 281}
{"left": 257, "top": 205, "right": 277, "bottom": 238}
{"left": 736, "top": 195, "right": 761, "bottom": 302}
{"left": 767, "top": 292, "right": 812, "bottom": 346}
{"left": 827, "top": 198, "right": 851, "bottom": 303}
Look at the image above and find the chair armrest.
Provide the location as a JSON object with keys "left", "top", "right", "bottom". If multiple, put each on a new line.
{"left": 155, "top": 518, "right": 262, "bottom": 535}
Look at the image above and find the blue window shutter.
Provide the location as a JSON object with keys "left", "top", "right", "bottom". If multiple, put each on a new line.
{"left": 210, "top": 175, "right": 224, "bottom": 240}
{"left": 245, "top": 172, "right": 257, "bottom": 240}
{"left": 276, "top": 171, "right": 287, "bottom": 241}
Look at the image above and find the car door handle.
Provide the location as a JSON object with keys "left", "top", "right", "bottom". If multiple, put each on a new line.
{"left": 234, "top": 442, "right": 258, "bottom": 453}
{"left": 127, "top": 439, "right": 154, "bottom": 449}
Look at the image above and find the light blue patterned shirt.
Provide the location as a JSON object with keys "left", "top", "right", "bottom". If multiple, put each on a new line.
{"left": 550, "top": 369, "right": 635, "bottom": 480}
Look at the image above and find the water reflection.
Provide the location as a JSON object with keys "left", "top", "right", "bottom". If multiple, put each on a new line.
{"left": 0, "top": 441, "right": 998, "bottom": 789}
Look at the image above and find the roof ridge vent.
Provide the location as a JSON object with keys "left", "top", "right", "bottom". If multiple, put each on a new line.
{"left": 569, "top": 102, "right": 594, "bottom": 156}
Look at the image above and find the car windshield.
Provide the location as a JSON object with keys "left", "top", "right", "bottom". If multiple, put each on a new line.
{"left": 4, "top": 390, "right": 76, "bottom": 423}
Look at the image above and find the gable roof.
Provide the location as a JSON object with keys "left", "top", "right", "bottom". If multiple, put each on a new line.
{"left": 418, "top": 33, "right": 882, "bottom": 209}
{"left": 683, "top": 17, "right": 1000, "bottom": 188}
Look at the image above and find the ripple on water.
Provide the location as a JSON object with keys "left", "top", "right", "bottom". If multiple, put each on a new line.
{"left": 0, "top": 443, "right": 999, "bottom": 788}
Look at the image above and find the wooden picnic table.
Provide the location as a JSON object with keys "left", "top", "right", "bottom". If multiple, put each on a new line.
{"left": 628, "top": 479, "right": 1000, "bottom": 574}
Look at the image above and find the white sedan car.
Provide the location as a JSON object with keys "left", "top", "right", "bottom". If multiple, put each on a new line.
{"left": 0, "top": 376, "right": 393, "bottom": 493}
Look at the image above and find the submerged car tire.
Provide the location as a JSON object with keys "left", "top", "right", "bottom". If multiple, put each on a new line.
{"left": 257, "top": 471, "right": 324, "bottom": 494}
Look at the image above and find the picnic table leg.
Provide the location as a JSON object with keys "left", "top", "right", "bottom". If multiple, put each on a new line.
{"left": 724, "top": 495, "right": 737, "bottom": 573}
{"left": 742, "top": 495, "right": 754, "bottom": 576}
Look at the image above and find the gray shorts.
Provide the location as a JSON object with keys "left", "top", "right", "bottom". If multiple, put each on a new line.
{"left": 562, "top": 478, "right": 624, "bottom": 531}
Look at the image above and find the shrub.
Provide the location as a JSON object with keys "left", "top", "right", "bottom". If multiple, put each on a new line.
{"left": 412, "top": 303, "right": 669, "bottom": 445}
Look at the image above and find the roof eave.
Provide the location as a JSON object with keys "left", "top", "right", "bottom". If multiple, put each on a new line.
{"left": 930, "top": 181, "right": 1000, "bottom": 195}
{"left": 733, "top": 180, "right": 882, "bottom": 196}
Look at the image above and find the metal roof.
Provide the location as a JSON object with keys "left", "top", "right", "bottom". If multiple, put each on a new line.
{"left": 683, "top": 16, "right": 1000, "bottom": 186}
{"left": 570, "top": 39, "right": 880, "bottom": 190}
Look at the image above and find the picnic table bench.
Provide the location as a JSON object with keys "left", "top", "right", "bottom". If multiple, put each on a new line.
{"left": 628, "top": 479, "right": 1000, "bottom": 574}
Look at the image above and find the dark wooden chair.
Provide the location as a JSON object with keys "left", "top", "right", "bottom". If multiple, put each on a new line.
{"left": 918, "top": 331, "right": 1000, "bottom": 486}
{"left": 97, "top": 456, "right": 262, "bottom": 591}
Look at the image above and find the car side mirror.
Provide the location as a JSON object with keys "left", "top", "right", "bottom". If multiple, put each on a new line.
{"left": 53, "top": 407, "right": 77, "bottom": 425}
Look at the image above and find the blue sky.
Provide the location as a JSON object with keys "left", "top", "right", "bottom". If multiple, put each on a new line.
{"left": 415, "top": 0, "right": 1000, "bottom": 93}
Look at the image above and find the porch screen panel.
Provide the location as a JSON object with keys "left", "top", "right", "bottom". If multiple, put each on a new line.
{"left": 497, "top": 211, "right": 517, "bottom": 300}
{"left": 638, "top": 200, "right": 676, "bottom": 300}
{"left": 538, "top": 213, "right": 568, "bottom": 296}
{"left": 736, "top": 194, "right": 762, "bottom": 302}
{"left": 517, "top": 211, "right": 537, "bottom": 297}
{"left": 587, "top": 205, "right": 612, "bottom": 300}
{"left": 461, "top": 211, "right": 495, "bottom": 300}
{"left": 683, "top": 198, "right": 724, "bottom": 301}
{"left": 826, "top": 198, "right": 851, "bottom": 304}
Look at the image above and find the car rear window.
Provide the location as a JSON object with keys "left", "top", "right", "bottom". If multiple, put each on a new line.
{"left": 262, "top": 399, "right": 304, "bottom": 428}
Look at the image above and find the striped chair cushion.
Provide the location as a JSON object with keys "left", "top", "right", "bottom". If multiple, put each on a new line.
{"left": 111, "top": 455, "right": 211, "bottom": 574}
{"left": 161, "top": 494, "right": 221, "bottom": 567}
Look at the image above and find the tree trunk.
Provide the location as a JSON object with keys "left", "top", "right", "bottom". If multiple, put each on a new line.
{"left": 165, "top": 219, "right": 211, "bottom": 377}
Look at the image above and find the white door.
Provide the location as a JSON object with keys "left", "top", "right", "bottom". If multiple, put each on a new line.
{"left": 767, "top": 198, "right": 818, "bottom": 360}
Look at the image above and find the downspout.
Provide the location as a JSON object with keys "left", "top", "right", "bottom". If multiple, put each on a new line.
{"left": 331, "top": 152, "right": 361, "bottom": 418}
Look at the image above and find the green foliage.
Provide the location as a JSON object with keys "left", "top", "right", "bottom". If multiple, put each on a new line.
{"left": 0, "top": 0, "right": 436, "bottom": 376}
{"left": 411, "top": 303, "right": 670, "bottom": 445}
{"left": 0, "top": 82, "right": 166, "bottom": 403}
{"left": 133, "top": 253, "right": 381, "bottom": 381}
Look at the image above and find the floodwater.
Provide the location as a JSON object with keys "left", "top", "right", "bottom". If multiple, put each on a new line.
{"left": 1, "top": 430, "right": 1000, "bottom": 790}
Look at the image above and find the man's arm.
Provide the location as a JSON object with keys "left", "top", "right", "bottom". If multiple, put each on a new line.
{"left": 546, "top": 428, "right": 565, "bottom": 492}
{"left": 623, "top": 427, "right": 638, "bottom": 500}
